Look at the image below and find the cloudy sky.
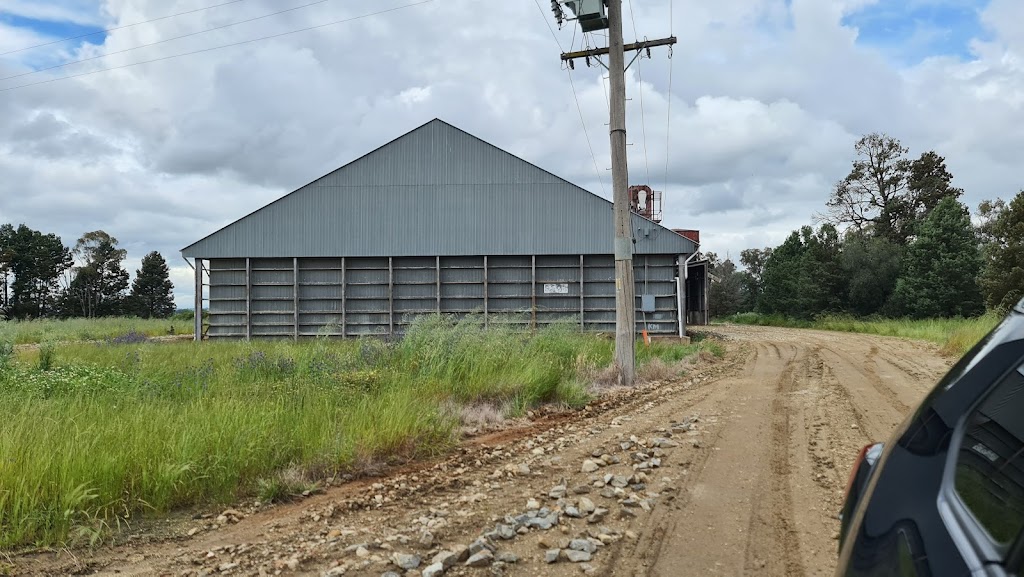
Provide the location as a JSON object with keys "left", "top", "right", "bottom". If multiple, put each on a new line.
{"left": 1, "top": 0, "right": 1021, "bottom": 307}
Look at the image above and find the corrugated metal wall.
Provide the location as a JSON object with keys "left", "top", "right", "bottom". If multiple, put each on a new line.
{"left": 206, "top": 254, "right": 682, "bottom": 338}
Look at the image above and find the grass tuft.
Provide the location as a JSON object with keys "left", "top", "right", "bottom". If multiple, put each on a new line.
{"left": 0, "top": 317, "right": 192, "bottom": 345}
{"left": 723, "top": 312, "right": 1000, "bottom": 357}
{"left": 256, "top": 469, "right": 317, "bottom": 504}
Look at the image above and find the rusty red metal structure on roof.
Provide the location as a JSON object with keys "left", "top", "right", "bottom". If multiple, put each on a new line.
{"left": 628, "top": 185, "right": 662, "bottom": 223}
{"left": 673, "top": 229, "right": 700, "bottom": 244}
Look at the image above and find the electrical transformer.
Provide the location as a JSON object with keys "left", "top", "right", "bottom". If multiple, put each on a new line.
{"left": 563, "top": 0, "right": 609, "bottom": 32}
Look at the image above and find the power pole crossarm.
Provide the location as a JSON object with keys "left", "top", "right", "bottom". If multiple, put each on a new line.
{"left": 560, "top": 36, "right": 677, "bottom": 63}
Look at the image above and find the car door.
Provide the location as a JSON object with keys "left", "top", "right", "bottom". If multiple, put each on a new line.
{"left": 939, "top": 361, "right": 1024, "bottom": 575}
{"left": 1007, "top": 529, "right": 1024, "bottom": 575}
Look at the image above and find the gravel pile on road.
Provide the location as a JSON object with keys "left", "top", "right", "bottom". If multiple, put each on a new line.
{"left": 171, "top": 409, "right": 705, "bottom": 577}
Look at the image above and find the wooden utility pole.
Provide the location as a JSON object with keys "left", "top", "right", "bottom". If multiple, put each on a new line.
{"left": 607, "top": 0, "right": 635, "bottom": 386}
{"left": 558, "top": 1, "right": 676, "bottom": 386}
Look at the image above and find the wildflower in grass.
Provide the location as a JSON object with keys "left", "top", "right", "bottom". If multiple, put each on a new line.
{"left": 105, "top": 330, "right": 149, "bottom": 345}
{"left": 119, "top": 349, "right": 142, "bottom": 377}
{"left": 358, "top": 339, "right": 392, "bottom": 368}
{"left": 307, "top": 350, "right": 341, "bottom": 378}
{"left": 0, "top": 340, "right": 12, "bottom": 372}
{"left": 234, "top": 350, "right": 296, "bottom": 381}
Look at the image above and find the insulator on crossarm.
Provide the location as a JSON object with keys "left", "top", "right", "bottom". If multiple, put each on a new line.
{"left": 552, "top": 0, "right": 564, "bottom": 26}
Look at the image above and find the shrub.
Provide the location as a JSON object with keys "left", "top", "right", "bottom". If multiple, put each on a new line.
{"left": 37, "top": 342, "right": 56, "bottom": 371}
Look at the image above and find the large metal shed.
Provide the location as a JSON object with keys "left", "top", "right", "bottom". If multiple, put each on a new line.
{"left": 182, "top": 119, "right": 704, "bottom": 340}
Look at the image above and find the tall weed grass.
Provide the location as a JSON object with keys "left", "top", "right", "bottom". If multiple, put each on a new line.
{"left": 724, "top": 312, "right": 1000, "bottom": 356}
{"left": 0, "top": 317, "right": 192, "bottom": 345}
{"left": 0, "top": 314, "right": 705, "bottom": 548}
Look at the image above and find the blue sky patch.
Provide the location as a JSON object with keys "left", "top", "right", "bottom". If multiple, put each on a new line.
{"left": 0, "top": 12, "right": 106, "bottom": 51}
{"left": 842, "top": 0, "right": 991, "bottom": 64}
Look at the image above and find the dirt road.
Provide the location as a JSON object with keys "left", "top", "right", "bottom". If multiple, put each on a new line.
{"left": 12, "top": 326, "right": 952, "bottom": 577}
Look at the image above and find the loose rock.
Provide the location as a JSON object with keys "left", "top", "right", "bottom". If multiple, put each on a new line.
{"left": 579, "top": 497, "right": 596, "bottom": 514}
{"left": 565, "top": 550, "right": 592, "bottom": 563}
{"left": 469, "top": 539, "right": 496, "bottom": 555}
{"left": 587, "top": 509, "right": 609, "bottom": 524}
{"left": 453, "top": 546, "right": 471, "bottom": 563}
{"left": 432, "top": 551, "right": 459, "bottom": 569}
{"left": 496, "top": 552, "right": 519, "bottom": 564}
{"left": 417, "top": 531, "right": 435, "bottom": 549}
{"left": 391, "top": 553, "right": 421, "bottom": 570}
{"left": 465, "top": 550, "right": 494, "bottom": 567}
{"left": 495, "top": 524, "right": 516, "bottom": 540}
{"left": 549, "top": 484, "right": 567, "bottom": 499}
{"left": 569, "top": 539, "right": 598, "bottom": 554}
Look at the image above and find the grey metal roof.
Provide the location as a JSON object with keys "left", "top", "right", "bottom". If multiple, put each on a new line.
{"left": 181, "top": 119, "right": 697, "bottom": 259}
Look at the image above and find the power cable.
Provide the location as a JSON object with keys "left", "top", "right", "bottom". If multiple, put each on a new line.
{"left": 627, "top": 0, "right": 650, "bottom": 184}
{"left": 0, "top": 0, "right": 251, "bottom": 57}
{"left": 567, "top": 69, "right": 607, "bottom": 197}
{"left": 534, "top": 0, "right": 566, "bottom": 52}
{"left": 663, "top": 0, "right": 674, "bottom": 198}
{"left": 586, "top": 32, "right": 611, "bottom": 116}
{"left": 1, "top": 0, "right": 336, "bottom": 82}
{"left": 0, "top": 1, "right": 433, "bottom": 93}
{"left": 533, "top": 0, "right": 607, "bottom": 196}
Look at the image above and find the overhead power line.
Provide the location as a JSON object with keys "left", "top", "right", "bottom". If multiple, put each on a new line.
{"left": 534, "top": 0, "right": 566, "bottom": 52}
{"left": 567, "top": 70, "right": 607, "bottom": 197}
{"left": 1, "top": 0, "right": 336, "bottom": 82}
{"left": 533, "top": 0, "right": 607, "bottom": 196}
{"left": 663, "top": 0, "right": 674, "bottom": 196}
{"left": 627, "top": 0, "right": 650, "bottom": 184}
{"left": 0, "top": 1, "right": 434, "bottom": 94}
{"left": 0, "top": 0, "right": 251, "bottom": 57}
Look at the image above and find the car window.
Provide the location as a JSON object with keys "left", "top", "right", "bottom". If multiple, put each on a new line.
{"left": 954, "top": 364, "right": 1024, "bottom": 546}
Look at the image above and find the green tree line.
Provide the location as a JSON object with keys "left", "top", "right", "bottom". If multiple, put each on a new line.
{"left": 0, "top": 226, "right": 176, "bottom": 320}
{"left": 708, "top": 133, "right": 1023, "bottom": 320}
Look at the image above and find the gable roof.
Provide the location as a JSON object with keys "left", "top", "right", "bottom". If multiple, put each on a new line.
{"left": 181, "top": 119, "right": 696, "bottom": 258}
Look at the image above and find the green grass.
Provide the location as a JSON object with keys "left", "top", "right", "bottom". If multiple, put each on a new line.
{"left": 0, "top": 317, "right": 193, "bottom": 345}
{"left": 0, "top": 314, "right": 709, "bottom": 548}
{"left": 722, "top": 312, "right": 1000, "bottom": 356}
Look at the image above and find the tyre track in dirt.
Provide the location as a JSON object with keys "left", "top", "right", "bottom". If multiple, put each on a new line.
{"left": 823, "top": 345, "right": 912, "bottom": 416}
{"left": 618, "top": 327, "right": 951, "bottom": 577}
{"left": 619, "top": 342, "right": 807, "bottom": 577}
{"left": 742, "top": 343, "right": 803, "bottom": 577}
{"left": 598, "top": 344, "right": 764, "bottom": 575}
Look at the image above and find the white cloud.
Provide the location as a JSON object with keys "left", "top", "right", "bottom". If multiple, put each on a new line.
{"left": 0, "top": 22, "right": 56, "bottom": 56}
{"left": 0, "top": 0, "right": 1021, "bottom": 304}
